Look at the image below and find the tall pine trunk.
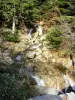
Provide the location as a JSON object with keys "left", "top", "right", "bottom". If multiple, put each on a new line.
{"left": 12, "top": 16, "right": 15, "bottom": 34}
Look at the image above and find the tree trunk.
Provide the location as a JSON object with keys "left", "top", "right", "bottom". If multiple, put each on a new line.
{"left": 12, "top": 16, "right": 15, "bottom": 34}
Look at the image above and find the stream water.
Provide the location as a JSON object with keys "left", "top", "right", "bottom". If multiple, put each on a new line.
{"left": 31, "top": 74, "right": 45, "bottom": 86}
{"left": 28, "top": 28, "right": 33, "bottom": 38}
{"left": 28, "top": 24, "right": 43, "bottom": 39}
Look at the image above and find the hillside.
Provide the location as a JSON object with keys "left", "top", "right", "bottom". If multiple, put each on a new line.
{"left": 0, "top": 0, "right": 75, "bottom": 100}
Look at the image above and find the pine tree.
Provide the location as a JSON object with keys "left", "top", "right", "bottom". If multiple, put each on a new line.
{"left": 0, "top": 0, "right": 40, "bottom": 33}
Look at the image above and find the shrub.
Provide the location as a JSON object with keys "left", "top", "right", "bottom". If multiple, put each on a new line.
{"left": 47, "top": 26, "right": 64, "bottom": 48}
{"left": 3, "top": 30, "right": 19, "bottom": 42}
{"left": 0, "top": 73, "right": 38, "bottom": 100}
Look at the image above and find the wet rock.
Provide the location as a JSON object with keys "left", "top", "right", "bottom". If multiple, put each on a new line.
{"left": 15, "top": 54, "right": 22, "bottom": 61}
{"left": 15, "top": 54, "right": 24, "bottom": 64}
{"left": 66, "top": 70, "right": 75, "bottom": 91}
{"left": 59, "top": 94, "right": 67, "bottom": 100}
{"left": 67, "top": 92, "right": 75, "bottom": 100}
{"left": 30, "top": 43, "right": 41, "bottom": 50}
{"left": 27, "top": 94, "right": 62, "bottom": 100}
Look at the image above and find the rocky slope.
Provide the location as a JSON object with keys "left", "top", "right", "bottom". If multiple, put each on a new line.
{"left": 0, "top": 15, "right": 75, "bottom": 100}
{"left": 0, "top": 24, "right": 75, "bottom": 99}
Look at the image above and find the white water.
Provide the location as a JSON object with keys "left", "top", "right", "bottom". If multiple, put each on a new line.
{"left": 31, "top": 75, "right": 45, "bottom": 86}
{"left": 67, "top": 77, "right": 75, "bottom": 91}
{"left": 30, "top": 43, "right": 41, "bottom": 49}
{"left": 28, "top": 28, "right": 33, "bottom": 38}
{"left": 37, "top": 25, "right": 43, "bottom": 36}
{"left": 28, "top": 25, "right": 43, "bottom": 39}
{"left": 63, "top": 74, "right": 75, "bottom": 92}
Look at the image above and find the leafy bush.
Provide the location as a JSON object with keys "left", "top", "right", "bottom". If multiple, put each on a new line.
{"left": 64, "top": 48, "right": 72, "bottom": 56}
{"left": 3, "top": 30, "right": 19, "bottom": 42}
{"left": 0, "top": 73, "right": 38, "bottom": 100}
{"left": 0, "top": 73, "right": 27, "bottom": 100}
{"left": 58, "top": 0, "right": 75, "bottom": 16}
{"left": 47, "top": 26, "right": 64, "bottom": 48}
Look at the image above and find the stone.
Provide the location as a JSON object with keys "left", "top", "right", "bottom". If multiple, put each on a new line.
{"left": 66, "top": 70, "right": 75, "bottom": 91}
{"left": 40, "top": 34, "right": 46, "bottom": 40}
{"left": 15, "top": 54, "right": 22, "bottom": 61}
{"left": 59, "top": 94, "right": 67, "bottom": 100}
{"left": 43, "top": 51, "right": 53, "bottom": 59}
{"left": 58, "top": 50, "right": 66, "bottom": 58}
{"left": 52, "top": 59, "right": 56, "bottom": 63}
{"left": 35, "top": 55, "right": 46, "bottom": 62}
{"left": 35, "top": 86, "right": 58, "bottom": 95}
{"left": 67, "top": 92, "right": 75, "bottom": 100}
{"left": 66, "top": 60, "right": 73, "bottom": 69}
{"left": 26, "top": 51, "right": 36, "bottom": 58}
{"left": 27, "top": 94, "right": 62, "bottom": 100}
{"left": 0, "top": 49, "right": 13, "bottom": 65}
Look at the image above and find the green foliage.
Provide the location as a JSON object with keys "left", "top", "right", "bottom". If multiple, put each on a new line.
{"left": 47, "top": 26, "right": 64, "bottom": 48}
{"left": 0, "top": 73, "right": 37, "bottom": 100}
{"left": 0, "top": 0, "right": 40, "bottom": 24}
{"left": 60, "top": 16, "right": 75, "bottom": 23}
{"left": 64, "top": 48, "right": 72, "bottom": 56}
{"left": 0, "top": 0, "right": 75, "bottom": 26}
{"left": 58, "top": 0, "right": 75, "bottom": 16}
{"left": 3, "top": 30, "right": 19, "bottom": 42}
{"left": 0, "top": 0, "right": 18, "bottom": 20}
{"left": 39, "top": 0, "right": 58, "bottom": 10}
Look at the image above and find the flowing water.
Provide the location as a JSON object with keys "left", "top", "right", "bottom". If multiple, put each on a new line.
{"left": 28, "top": 28, "right": 33, "bottom": 38}
{"left": 28, "top": 24, "right": 43, "bottom": 38}
{"left": 31, "top": 74, "right": 45, "bottom": 86}
{"left": 62, "top": 74, "right": 75, "bottom": 94}
{"left": 37, "top": 25, "right": 43, "bottom": 36}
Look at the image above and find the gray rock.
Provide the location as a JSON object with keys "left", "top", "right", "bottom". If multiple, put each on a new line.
{"left": 35, "top": 86, "right": 58, "bottom": 95}
{"left": 15, "top": 54, "right": 22, "bottom": 61}
{"left": 59, "top": 94, "right": 67, "bottom": 100}
{"left": 67, "top": 92, "right": 75, "bottom": 100}
{"left": 28, "top": 94, "right": 62, "bottom": 100}
{"left": 26, "top": 51, "right": 36, "bottom": 58}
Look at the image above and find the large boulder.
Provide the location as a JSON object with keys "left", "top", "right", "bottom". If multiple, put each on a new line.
{"left": 35, "top": 86, "right": 58, "bottom": 95}
{"left": 59, "top": 94, "right": 67, "bottom": 100}
{"left": 27, "top": 94, "right": 62, "bottom": 100}
{"left": 67, "top": 92, "right": 75, "bottom": 100}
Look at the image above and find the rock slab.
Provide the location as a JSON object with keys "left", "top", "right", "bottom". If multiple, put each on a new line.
{"left": 28, "top": 94, "right": 62, "bottom": 100}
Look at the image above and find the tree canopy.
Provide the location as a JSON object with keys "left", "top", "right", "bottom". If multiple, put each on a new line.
{"left": 0, "top": 0, "right": 75, "bottom": 29}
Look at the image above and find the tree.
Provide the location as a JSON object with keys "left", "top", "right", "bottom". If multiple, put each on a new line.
{"left": 0, "top": 0, "right": 19, "bottom": 33}
{"left": 0, "top": 0, "right": 40, "bottom": 33}
{"left": 58, "top": 0, "right": 75, "bottom": 16}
